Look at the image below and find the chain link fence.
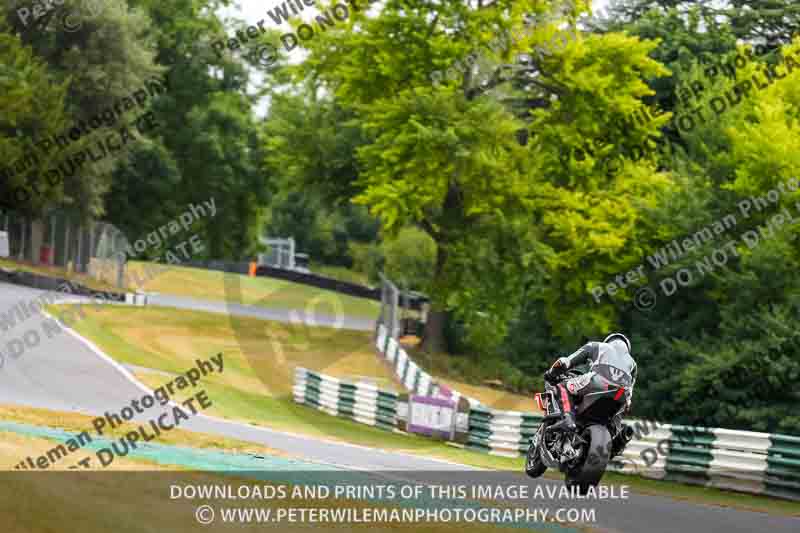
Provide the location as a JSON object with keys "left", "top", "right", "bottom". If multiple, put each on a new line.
{"left": 377, "top": 273, "right": 429, "bottom": 341}
{"left": 378, "top": 273, "right": 401, "bottom": 340}
{"left": 0, "top": 207, "right": 130, "bottom": 288}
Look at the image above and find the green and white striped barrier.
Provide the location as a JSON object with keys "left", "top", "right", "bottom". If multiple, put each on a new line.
{"left": 372, "top": 324, "right": 798, "bottom": 500}
{"left": 766, "top": 433, "right": 800, "bottom": 500}
{"left": 465, "top": 406, "right": 544, "bottom": 457}
{"left": 465, "top": 405, "right": 799, "bottom": 501}
{"left": 124, "top": 292, "right": 148, "bottom": 306}
{"left": 292, "top": 367, "right": 398, "bottom": 431}
{"left": 374, "top": 324, "right": 481, "bottom": 407}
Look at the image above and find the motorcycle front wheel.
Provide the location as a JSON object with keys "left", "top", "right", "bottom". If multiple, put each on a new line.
{"left": 564, "top": 424, "right": 611, "bottom": 493}
{"left": 525, "top": 426, "right": 547, "bottom": 478}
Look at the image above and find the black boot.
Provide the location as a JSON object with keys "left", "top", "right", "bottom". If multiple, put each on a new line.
{"left": 550, "top": 411, "right": 577, "bottom": 433}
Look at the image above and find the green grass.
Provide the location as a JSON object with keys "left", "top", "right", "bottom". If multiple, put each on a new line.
{"left": 56, "top": 305, "right": 800, "bottom": 516}
{"left": 54, "top": 305, "right": 399, "bottom": 396}
{"left": 0, "top": 403, "right": 291, "bottom": 462}
{"left": 310, "top": 262, "right": 374, "bottom": 286}
{"left": 128, "top": 260, "right": 381, "bottom": 319}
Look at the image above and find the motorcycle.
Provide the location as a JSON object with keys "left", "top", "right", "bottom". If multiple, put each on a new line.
{"left": 524, "top": 364, "right": 636, "bottom": 493}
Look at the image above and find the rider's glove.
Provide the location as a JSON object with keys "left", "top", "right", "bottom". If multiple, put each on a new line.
{"left": 550, "top": 357, "right": 570, "bottom": 374}
{"left": 544, "top": 358, "right": 570, "bottom": 384}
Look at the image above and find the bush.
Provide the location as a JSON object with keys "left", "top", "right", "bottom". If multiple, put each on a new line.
{"left": 349, "top": 241, "right": 383, "bottom": 284}
{"left": 381, "top": 226, "right": 436, "bottom": 291}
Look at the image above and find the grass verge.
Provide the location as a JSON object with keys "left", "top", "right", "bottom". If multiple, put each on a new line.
{"left": 0, "top": 431, "right": 179, "bottom": 471}
{"left": 0, "top": 403, "right": 295, "bottom": 467}
{"left": 309, "top": 262, "right": 374, "bottom": 286}
{"left": 127, "top": 260, "right": 381, "bottom": 319}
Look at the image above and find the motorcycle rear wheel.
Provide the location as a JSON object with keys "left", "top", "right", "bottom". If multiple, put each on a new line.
{"left": 564, "top": 424, "right": 611, "bottom": 493}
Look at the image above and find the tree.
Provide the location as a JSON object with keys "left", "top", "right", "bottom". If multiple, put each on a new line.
{"left": 104, "top": 0, "right": 270, "bottom": 259}
{"left": 671, "top": 38, "right": 800, "bottom": 433}
{"left": 287, "top": 0, "right": 575, "bottom": 352}
{"left": 602, "top": 1, "right": 800, "bottom": 50}
{"left": 381, "top": 226, "right": 436, "bottom": 292}
{"left": 261, "top": 91, "right": 367, "bottom": 207}
{"left": 0, "top": 29, "right": 69, "bottom": 213}
{"left": 5, "top": 0, "right": 163, "bottom": 219}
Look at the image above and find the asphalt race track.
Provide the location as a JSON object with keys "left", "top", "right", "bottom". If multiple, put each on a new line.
{"left": 1, "top": 282, "right": 798, "bottom": 533}
{"left": 148, "top": 293, "right": 375, "bottom": 332}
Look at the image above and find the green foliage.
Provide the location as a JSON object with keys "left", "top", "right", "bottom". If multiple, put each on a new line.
{"left": 264, "top": 189, "right": 379, "bottom": 267}
{"left": 5, "top": 0, "right": 164, "bottom": 218}
{"left": 606, "top": 1, "right": 800, "bottom": 45}
{"left": 292, "top": 2, "right": 563, "bottom": 357}
{"left": 415, "top": 345, "right": 539, "bottom": 396}
{"left": 260, "top": 85, "right": 380, "bottom": 268}
{"left": 309, "top": 263, "right": 372, "bottom": 286}
{"left": 348, "top": 241, "right": 384, "bottom": 284}
{"left": 381, "top": 226, "right": 436, "bottom": 292}
{"left": 1, "top": 0, "right": 271, "bottom": 258}
{"left": 261, "top": 92, "right": 366, "bottom": 207}
{"left": 499, "top": 10, "right": 800, "bottom": 433}
{"left": 598, "top": 37, "right": 800, "bottom": 432}
{"left": 0, "top": 31, "right": 70, "bottom": 212}
{"left": 104, "top": 0, "right": 269, "bottom": 259}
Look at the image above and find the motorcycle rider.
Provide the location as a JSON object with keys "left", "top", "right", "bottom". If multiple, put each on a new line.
{"left": 544, "top": 333, "right": 637, "bottom": 432}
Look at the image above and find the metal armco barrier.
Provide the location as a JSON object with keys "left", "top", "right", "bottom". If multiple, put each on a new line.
{"left": 0, "top": 266, "right": 147, "bottom": 307}
{"left": 257, "top": 264, "right": 382, "bottom": 301}
{"left": 292, "top": 367, "right": 398, "bottom": 431}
